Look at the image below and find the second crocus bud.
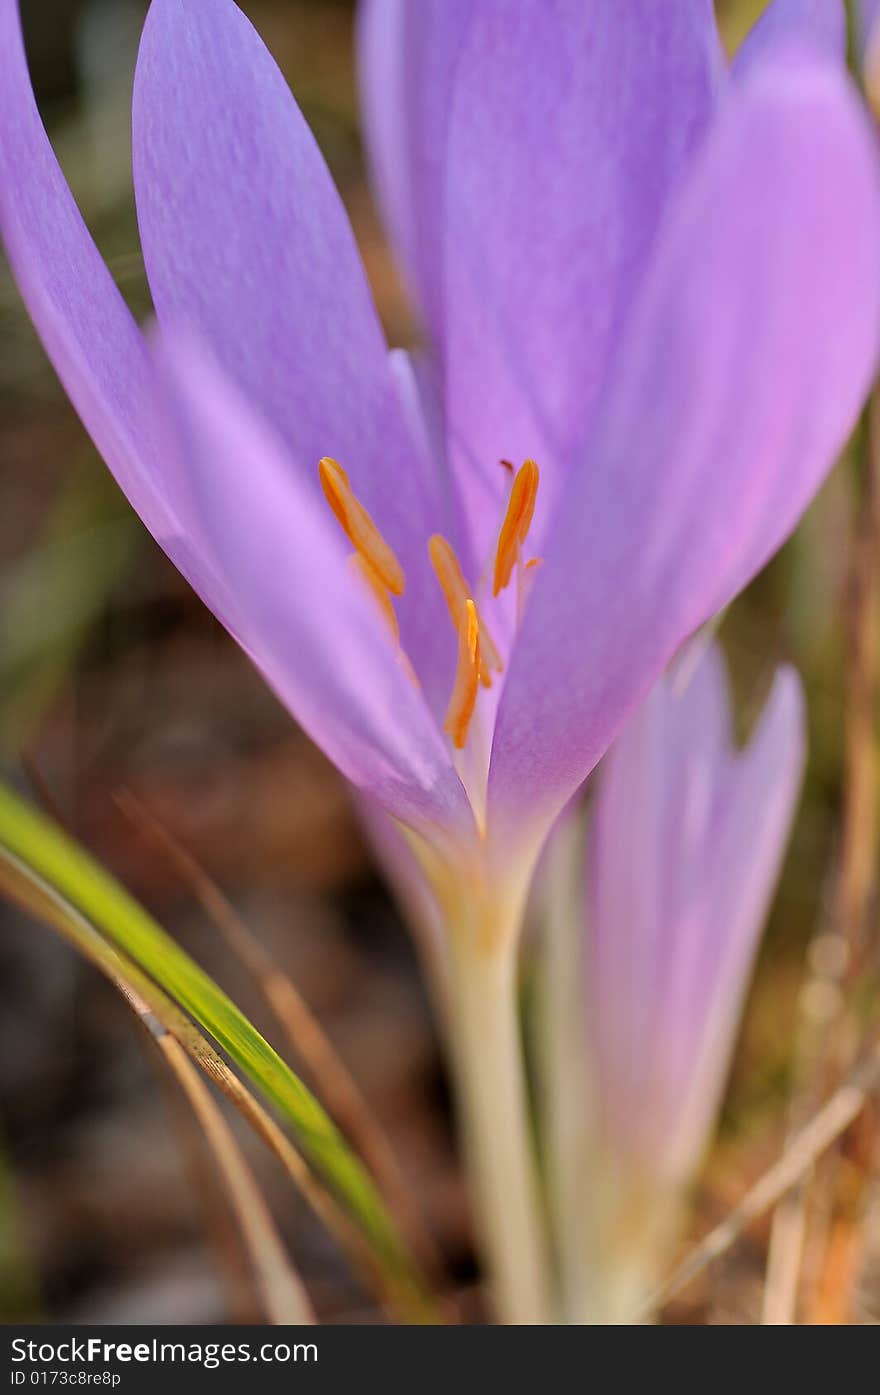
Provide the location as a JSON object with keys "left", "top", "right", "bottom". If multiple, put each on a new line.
{"left": 538, "top": 643, "right": 806, "bottom": 1323}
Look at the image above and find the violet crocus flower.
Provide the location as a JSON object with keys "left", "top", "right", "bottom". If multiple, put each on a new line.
{"left": 0, "top": 0, "right": 877, "bottom": 1322}
{"left": 540, "top": 645, "right": 805, "bottom": 1323}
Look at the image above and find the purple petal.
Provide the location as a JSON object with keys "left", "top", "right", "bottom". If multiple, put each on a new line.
{"left": 586, "top": 647, "right": 730, "bottom": 1149}
{"left": 153, "top": 332, "right": 470, "bottom": 840}
{"left": 133, "top": 0, "right": 455, "bottom": 712}
{"left": 862, "top": 1, "right": 880, "bottom": 63}
{"left": 853, "top": 0, "right": 880, "bottom": 55}
{"left": 585, "top": 652, "right": 805, "bottom": 1182}
{"left": 356, "top": 0, "right": 472, "bottom": 344}
{"left": 442, "top": 0, "right": 722, "bottom": 561}
{"left": 735, "top": 0, "right": 845, "bottom": 76}
{"left": 0, "top": 0, "right": 250, "bottom": 631}
{"left": 657, "top": 666, "right": 805, "bottom": 1178}
{"left": 0, "top": 0, "right": 168, "bottom": 542}
{"left": 488, "top": 55, "right": 880, "bottom": 859}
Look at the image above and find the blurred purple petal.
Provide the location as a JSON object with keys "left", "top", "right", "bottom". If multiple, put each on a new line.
{"left": 0, "top": 0, "right": 252, "bottom": 630}
{"left": 441, "top": 0, "right": 722, "bottom": 560}
{"left": 657, "top": 667, "right": 806, "bottom": 1177}
{"left": 863, "top": 0, "right": 880, "bottom": 91}
{"left": 154, "top": 332, "right": 471, "bottom": 839}
{"left": 586, "top": 649, "right": 805, "bottom": 1183}
{"left": 860, "top": 0, "right": 880, "bottom": 50}
{"left": 488, "top": 55, "right": 880, "bottom": 858}
{"left": 735, "top": 0, "right": 845, "bottom": 76}
{"left": 357, "top": 0, "right": 472, "bottom": 344}
{"left": 133, "top": 0, "right": 455, "bottom": 711}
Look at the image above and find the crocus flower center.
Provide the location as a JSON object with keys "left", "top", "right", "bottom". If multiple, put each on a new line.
{"left": 318, "top": 454, "right": 541, "bottom": 754}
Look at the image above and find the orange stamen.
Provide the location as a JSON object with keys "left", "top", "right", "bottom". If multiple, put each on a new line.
{"left": 428, "top": 534, "right": 503, "bottom": 686}
{"left": 444, "top": 598, "right": 480, "bottom": 750}
{"left": 319, "top": 456, "right": 405, "bottom": 596}
{"left": 349, "top": 552, "right": 399, "bottom": 642}
{"left": 493, "top": 458, "right": 539, "bottom": 596}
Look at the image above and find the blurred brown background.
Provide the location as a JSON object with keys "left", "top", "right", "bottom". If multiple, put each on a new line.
{"left": 0, "top": 0, "right": 875, "bottom": 1324}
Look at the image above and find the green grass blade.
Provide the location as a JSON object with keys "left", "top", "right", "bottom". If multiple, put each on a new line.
{"left": 0, "top": 848, "right": 393, "bottom": 1306}
{"left": 0, "top": 779, "right": 434, "bottom": 1319}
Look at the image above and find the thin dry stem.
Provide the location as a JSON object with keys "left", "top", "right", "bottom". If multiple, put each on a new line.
{"left": 116, "top": 981, "right": 314, "bottom": 1325}
{"left": 762, "top": 1182, "right": 811, "bottom": 1325}
{"left": 148, "top": 1042, "right": 262, "bottom": 1323}
{"left": 0, "top": 853, "right": 398, "bottom": 1316}
{"left": 835, "top": 405, "right": 880, "bottom": 973}
{"left": 763, "top": 395, "right": 880, "bottom": 1324}
{"left": 801, "top": 396, "right": 880, "bottom": 1318}
{"left": 113, "top": 788, "right": 441, "bottom": 1280}
{"left": 647, "top": 1043, "right": 880, "bottom": 1319}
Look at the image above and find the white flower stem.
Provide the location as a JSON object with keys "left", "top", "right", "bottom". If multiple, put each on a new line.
{"left": 446, "top": 916, "right": 551, "bottom": 1324}
{"left": 536, "top": 808, "right": 593, "bottom": 1321}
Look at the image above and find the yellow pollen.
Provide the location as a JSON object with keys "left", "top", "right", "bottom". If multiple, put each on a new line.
{"left": 428, "top": 534, "right": 503, "bottom": 687}
{"left": 444, "top": 598, "right": 480, "bottom": 750}
{"left": 493, "top": 458, "right": 540, "bottom": 596}
{"left": 319, "top": 456, "right": 405, "bottom": 596}
{"left": 348, "top": 552, "right": 399, "bottom": 642}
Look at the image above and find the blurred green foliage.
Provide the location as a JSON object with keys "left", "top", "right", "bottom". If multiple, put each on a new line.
{"left": 0, "top": 1137, "right": 39, "bottom": 1320}
{"left": 0, "top": 461, "right": 136, "bottom": 757}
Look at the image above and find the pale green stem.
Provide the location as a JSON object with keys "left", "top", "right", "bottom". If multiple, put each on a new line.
{"left": 446, "top": 918, "right": 551, "bottom": 1324}
{"left": 536, "top": 812, "right": 685, "bottom": 1324}
{"left": 536, "top": 807, "right": 593, "bottom": 1321}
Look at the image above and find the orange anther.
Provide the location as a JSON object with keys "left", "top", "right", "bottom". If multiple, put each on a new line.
{"left": 428, "top": 534, "right": 503, "bottom": 685}
{"left": 319, "top": 457, "right": 405, "bottom": 596}
{"left": 493, "top": 458, "right": 540, "bottom": 596}
{"left": 444, "top": 599, "right": 480, "bottom": 750}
